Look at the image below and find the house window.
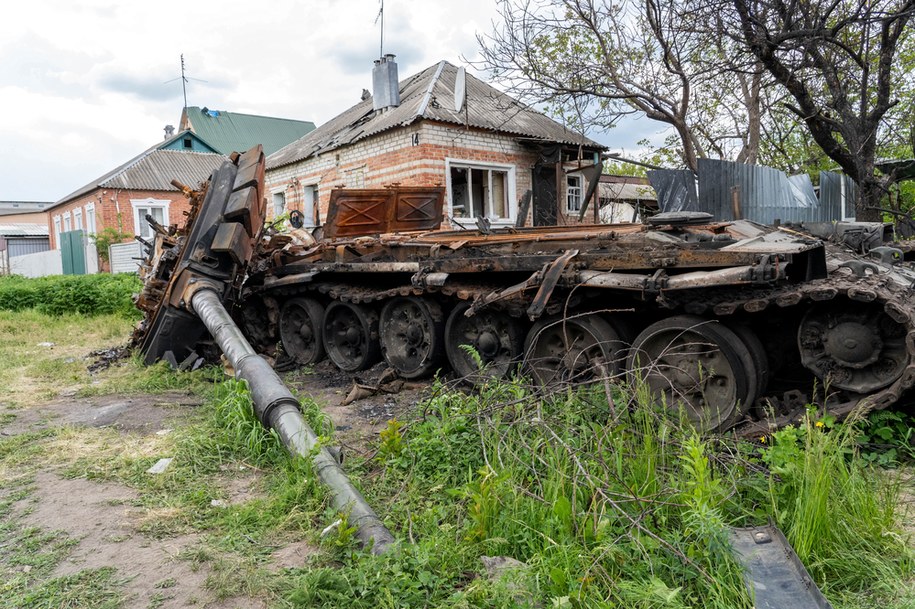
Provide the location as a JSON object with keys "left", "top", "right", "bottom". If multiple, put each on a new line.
{"left": 73, "top": 209, "right": 83, "bottom": 231}
{"left": 84, "top": 203, "right": 97, "bottom": 234}
{"left": 302, "top": 185, "right": 318, "bottom": 227}
{"left": 447, "top": 160, "right": 515, "bottom": 224}
{"left": 272, "top": 191, "right": 286, "bottom": 218}
{"left": 53, "top": 216, "right": 62, "bottom": 249}
{"left": 130, "top": 199, "right": 170, "bottom": 240}
{"left": 183, "top": 137, "right": 192, "bottom": 149}
{"left": 567, "top": 175, "right": 583, "bottom": 213}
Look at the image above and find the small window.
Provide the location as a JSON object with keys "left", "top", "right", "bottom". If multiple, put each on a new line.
{"left": 273, "top": 192, "right": 286, "bottom": 217}
{"left": 131, "top": 199, "right": 169, "bottom": 240}
{"left": 53, "top": 216, "right": 62, "bottom": 250}
{"left": 63, "top": 213, "right": 72, "bottom": 232}
{"left": 73, "top": 209, "right": 83, "bottom": 231}
{"left": 567, "top": 175, "right": 583, "bottom": 213}
{"left": 302, "top": 185, "right": 318, "bottom": 227}
{"left": 85, "top": 204, "right": 97, "bottom": 234}
{"left": 183, "top": 138, "right": 192, "bottom": 149}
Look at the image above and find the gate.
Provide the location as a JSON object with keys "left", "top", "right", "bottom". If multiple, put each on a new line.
{"left": 60, "top": 230, "right": 87, "bottom": 275}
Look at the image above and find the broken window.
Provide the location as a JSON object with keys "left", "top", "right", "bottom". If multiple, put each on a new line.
{"left": 449, "top": 162, "right": 514, "bottom": 223}
{"left": 567, "top": 174, "right": 583, "bottom": 213}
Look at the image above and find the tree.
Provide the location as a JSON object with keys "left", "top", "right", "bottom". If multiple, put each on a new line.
{"left": 731, "top": 0, "right": 915, "bottom": 220}
{"left": 478, "top": 0, "right": 774, "bottom": 170}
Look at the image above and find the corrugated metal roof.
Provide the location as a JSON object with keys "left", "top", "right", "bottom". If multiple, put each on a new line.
{"left": 100, "top": 150, "right": 224, "bottom": 192}
{"left": 0, "top": 201, "right": 54, "bottom": 216}
{"left": 184, "top": 107, "right": 316, "bottom": 156}
{"left": 54, "top": 131, "right": 226, "bottom": 208}
{"left": 0, "top": 223, "right": 49, "bottom": 237}
{"left": 268, "top": 60, "right": 603, "bottom": 170}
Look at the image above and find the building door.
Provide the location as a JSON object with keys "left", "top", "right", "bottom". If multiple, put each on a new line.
{"left": 60, "top": 230, "right": 87, "bottom": 275}
{"left": 532, "top": 165, "right": 558, "bottom": 226}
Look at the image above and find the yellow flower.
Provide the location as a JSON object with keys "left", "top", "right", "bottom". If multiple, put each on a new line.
{"left": 815, "top": 421, "right": 825, "bottom": 428}
{"left": 759, "top": 436, "right": 767, "bottom": 444}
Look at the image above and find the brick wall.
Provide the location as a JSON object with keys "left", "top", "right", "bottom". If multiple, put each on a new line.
{"left": 47, "top": 188, "right": 191, "bottom": 249}
{"left": 266, "top": 121, "right": 541, "bottom": 227}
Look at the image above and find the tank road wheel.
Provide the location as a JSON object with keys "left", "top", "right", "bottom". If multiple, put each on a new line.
{"left": 627, "top": 315, "right": 757, "bottom": 432}
{"left": 524, "top": 314, "right": 626, "bottom": 387}
{"left": 279, "top": 298, "right": 325, "bottom": 365}
{"left": 323, "top": 302, "right": 381, "bottom": 372}
{"left": 445, "top": 303, "right": 525, "bottom": 382}
{"left": 379, "top": 297, "right": 445, "bottom": 379}
{"left": 798, "top": 302, "right": 908, "bottom": 393}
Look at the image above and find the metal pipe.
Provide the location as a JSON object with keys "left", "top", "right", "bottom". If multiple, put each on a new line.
{"left": 191, "top": 287, "right": 396, "bottom": 555}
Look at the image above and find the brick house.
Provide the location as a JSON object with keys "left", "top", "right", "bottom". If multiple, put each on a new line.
{"left": 266, "top": 57, "right": 605, "bottom": 229}
{"left": 46, "top": 130, "right": 225, "bottom": 266}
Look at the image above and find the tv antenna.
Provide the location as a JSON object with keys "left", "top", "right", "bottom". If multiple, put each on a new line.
{"left": 164, "top": 54, "right": 208, "bottom": 111}
{"left": 374, "top": 0, "right": 385, "bottom": 57}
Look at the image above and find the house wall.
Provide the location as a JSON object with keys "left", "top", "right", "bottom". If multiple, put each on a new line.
{"left": 47, "top": 188, "right": 192, "bottom": 251}
{"left": 266, "top": 121, "right": 540, "bottom": 227}
{"left": 0, "top": 211, "right": 48, "bottom": 224}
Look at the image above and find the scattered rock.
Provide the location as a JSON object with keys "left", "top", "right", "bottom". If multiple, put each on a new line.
{"left": 37, "top": 342, "right": 55, "bottom": 348}
{"left": 147, "top": 458, "right": 174, "bottom": 475}
{"left": 481, "top": 555, "right": 527, "bottom": 579}
{"left": 155, "top": 428, "right": 173, "bottom": 436}
{"left": 210, "top": 499, "right": 227, "bottom": 508}
{"left": 22, "top": 565, "right": 31, "bottom": 573}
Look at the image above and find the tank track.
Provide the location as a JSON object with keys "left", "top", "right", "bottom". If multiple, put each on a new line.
{"left": 260, "top": 246, "right": 915, "bottom": 439}
{"left": 664, "top": 249, "right": 915, "bottom": 437}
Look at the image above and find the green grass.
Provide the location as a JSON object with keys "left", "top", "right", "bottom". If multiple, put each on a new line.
{"left": 1, "top": 302, "right": 912, "bottom": 608}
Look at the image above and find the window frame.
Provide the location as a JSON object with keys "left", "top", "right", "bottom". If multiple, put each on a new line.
{"left": 53, "top": 216, "right": 62, "bottom": 249}
{"left": 270, "top": 187, "right": 286, "bottom": 219}
{"left": 566, "top": 174, "right": 584, "bottom": 213}
{"left": 301, "top": 183, "right": 319, "bottom": 227}
{"left": 130, "top": 198, "right": 170, "bottom": 240}
{"left": 84, "top": 202, "right": 97, "bottom": 234}
{"left": 445, "top": 158, "right": 517, "bottom": 227}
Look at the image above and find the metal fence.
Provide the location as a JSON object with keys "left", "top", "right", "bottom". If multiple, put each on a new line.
{"left": 651, "top": 160, "right": 857, "bottom": 223}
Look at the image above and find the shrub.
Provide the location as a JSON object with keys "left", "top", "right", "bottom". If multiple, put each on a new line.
{"left": 0, "top": 273, "right": 142, "bottom": 319}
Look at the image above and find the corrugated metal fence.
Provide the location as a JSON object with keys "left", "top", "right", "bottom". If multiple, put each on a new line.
{"left": 109, "top": 241, "right": 142, "bottom": 274}
{"left": 652, "top": 159, "right": 857, "bottom": 223}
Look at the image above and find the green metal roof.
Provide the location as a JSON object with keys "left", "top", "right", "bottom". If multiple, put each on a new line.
{"left": 182, "top": 106, "right": 316, "bottom": 156}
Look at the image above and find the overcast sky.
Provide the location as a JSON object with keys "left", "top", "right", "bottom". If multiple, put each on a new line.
{"left": 0, "top": 0, "right": 661, "bottom": 203}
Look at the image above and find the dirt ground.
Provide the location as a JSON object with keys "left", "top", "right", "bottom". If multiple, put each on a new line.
{"left": 0, "top": 361, "right": 431, "bottom": 609}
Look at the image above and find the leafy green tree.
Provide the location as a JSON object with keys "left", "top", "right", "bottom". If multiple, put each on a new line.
{"left": 479, "top": 0, "right": 775, "bottom": 171}
{"left": 731, "top": 0, "right": 915, "bottom": 220}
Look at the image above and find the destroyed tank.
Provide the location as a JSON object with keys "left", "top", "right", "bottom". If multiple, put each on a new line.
{"left": 133, "top": 147, "right": 915, "bottom": 435}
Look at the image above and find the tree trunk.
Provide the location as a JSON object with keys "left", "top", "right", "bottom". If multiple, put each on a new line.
{"left": 855, "top": 177, "right": 886, "bottom": 222}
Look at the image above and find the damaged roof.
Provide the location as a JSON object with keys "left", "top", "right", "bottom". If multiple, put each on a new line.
{"left": 268, "top": 61, "right": 603, "bottom": 170}
{"left": 53, "top": 130, "right": 226, "bottom": 208}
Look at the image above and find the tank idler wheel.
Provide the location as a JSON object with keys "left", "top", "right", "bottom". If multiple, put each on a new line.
{"left": 445, "top": 303, "right": 525, "bottom": 383}
{"left": 323, "top": 302, "right": 381, "bottom": 372}
{"left": 379, "top": 297, "right": 445, "bottom": 379}
{"left": 278, "top": 297, "right": 325, "bottom": 365}
{"left": 626, "top": 315, "right": 757, "bottom": 432}
{"left": 798, "top": 301, "right": 908, "bottom": 393}
{"left": 523, "top": 314, "right": 627, "bottom": 387}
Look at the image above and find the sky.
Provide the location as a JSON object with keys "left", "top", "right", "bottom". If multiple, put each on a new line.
{"left": 0, "top": 0, "right": 661, "bottom": 203}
